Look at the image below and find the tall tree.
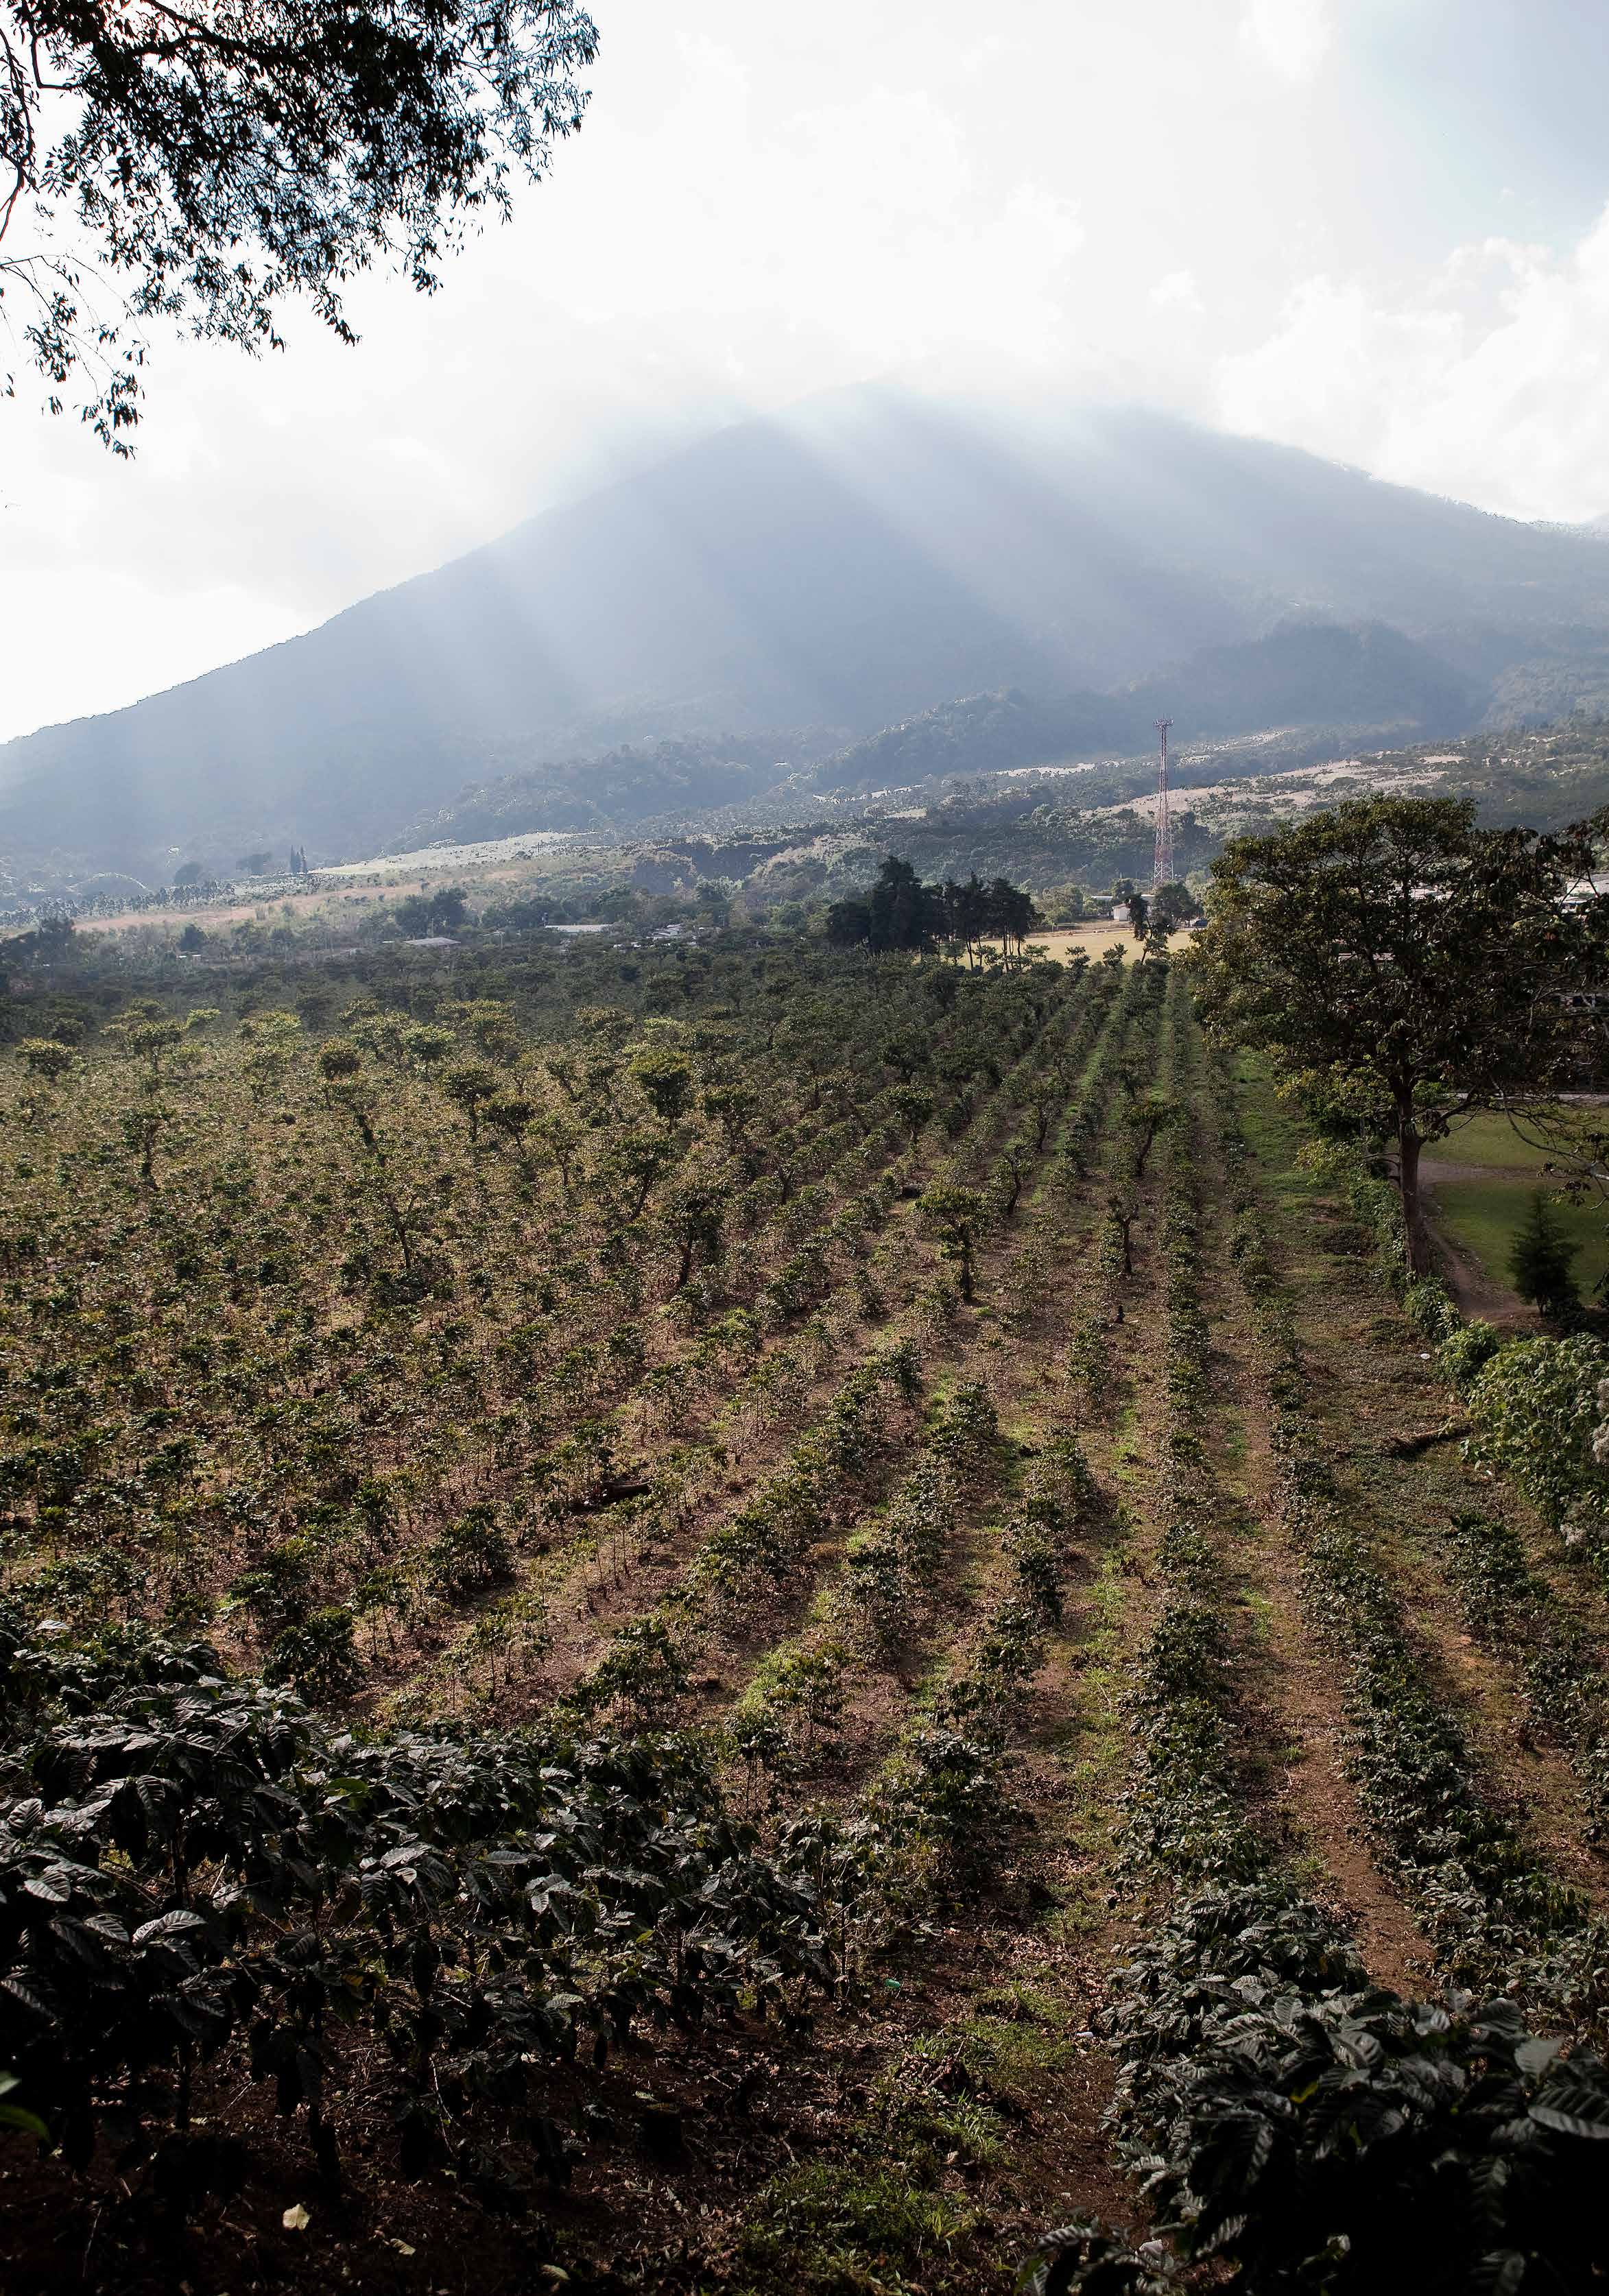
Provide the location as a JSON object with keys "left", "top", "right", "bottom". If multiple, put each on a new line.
{"left": 868, "top": 856, "right": 942, "bottom": 953}
{"left": 1, "top": 0, "right": 597, "bottom": 444}
{"left": 1508, "top": 1192, "right": 1580, "bottom": 1322}
{"left": 1189, "top": 796, "right": 1609, "bottom": 1272}
{"left": 984, "top": 876, "right": 1043, "bottom": 960}
{"left": 940, "top": 872, "right": 988, "bottom": 966}
{"left": 1151, "top": 881, "right": 1200, "bottom": 931}
{"left": 824, "top": 895, "right": 873, "bottom": 950}
{"left": 918, "top": 1182, "right": 983, "bottom": 1302}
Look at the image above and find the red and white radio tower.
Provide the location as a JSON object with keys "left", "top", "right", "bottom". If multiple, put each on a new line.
{"left": 1152, "top": 717, "right": 1175, "bottom": 890}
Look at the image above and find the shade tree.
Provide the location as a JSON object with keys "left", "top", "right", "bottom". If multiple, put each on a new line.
{"left": 16, "top": 1036, "right": 75, "bottom": 1084}
{"left": 890, "top": 1084, "right": 935, "bottom": 1148}
{"left": 1151, "top": 881, "right": 1201, "bottom": 931}
{"left": 238, "top": 1009, "right": 302, "bottom": 1101}
{"left": 316, "top": 1038, "right": 363, "bottom": 1105}
{"left": 2, "top": 0, "right": 599, "bottom": 442}
{"left": 659, "top": 1176, "right": 726, "bottom": 1293}
{"left": 119, "top": 1101, "right": 170, "bottom": 1188}
{"left": 440, "top": 1060, "right": 499, "bottom": 1138}
{"left": 629, "top": 1044, "right": 695, "bottom": 1128}
{"left": 1189, "top": 796, "right": 1609, "bottom": 1272}
{"left": 392, "top": 887, "right": 472, "bottom": 938}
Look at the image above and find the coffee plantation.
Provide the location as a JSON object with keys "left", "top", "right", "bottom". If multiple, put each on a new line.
{"left": 5, "top": 908, "right": 1609, "bottom": 2293}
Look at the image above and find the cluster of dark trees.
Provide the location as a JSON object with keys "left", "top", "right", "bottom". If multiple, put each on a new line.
{"left": 392, "top": 885, "right": 471, "bottom": 938}
{"left": 825, "top": 859, "right": 1045, "bottom": 959}
{"left": 0, "top": 910, "right": 75, "bottom": 971}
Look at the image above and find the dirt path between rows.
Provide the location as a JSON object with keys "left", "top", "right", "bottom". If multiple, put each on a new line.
{"left": 1427, "top": 1213, "right": 1530, "bottom": 1326}
{"left": 1202, "top": 1145, "right": 1433, "bottom": 1989}
{"left": 1376, "top": 1153, "right": 1540, "bottom": 1329}
{"left": 1418, "top": 1176, "right": 1538, "bottom": 1330}
{"left": 1263, "top": 1127, "right": 1609, "bottom": 1915}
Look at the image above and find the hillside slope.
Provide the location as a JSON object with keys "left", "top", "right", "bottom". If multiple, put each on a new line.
{"left": 6, "top": 389, "right": 1609, "bottom": 881}
{"left": 815, "top": 621, "right": 1478, "bottom": 793}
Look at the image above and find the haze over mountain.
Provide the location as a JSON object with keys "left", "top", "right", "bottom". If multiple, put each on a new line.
{"left": 7, "top": 387, "right": 1609, "bottom": 887}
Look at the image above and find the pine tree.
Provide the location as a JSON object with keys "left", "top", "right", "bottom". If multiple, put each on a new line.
{"left": 1508, "top": 1191, "right": 1580, "bottom": 1319}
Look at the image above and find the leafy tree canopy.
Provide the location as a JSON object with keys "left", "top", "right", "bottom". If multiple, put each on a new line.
{"left": 392, "top": 885, "right": 470, "bottom": 937}
{"left": 1, "top": 0, "right": 598, "bottom": 444}
{"left": 1189, "top": 796, "right": 1609, "bottom": 1269}
{"left": 1150, "top": 880, "right": 1200, "bottom": 931}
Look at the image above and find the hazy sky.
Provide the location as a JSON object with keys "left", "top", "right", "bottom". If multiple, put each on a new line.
{"left": 5, "top": 0, "right": 1609, "bottom": 744}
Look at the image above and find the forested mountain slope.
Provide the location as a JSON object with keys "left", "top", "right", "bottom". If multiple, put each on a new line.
{"left": 815, "top": 620, "right": 1478, "bottom": 793}
{"left": 6, "top": 389, "right": 1609, "bottom": 882}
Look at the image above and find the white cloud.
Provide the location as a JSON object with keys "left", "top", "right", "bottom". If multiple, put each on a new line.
{"left": 1215, "top": 206, "right": 1609, "bottom": 521}
{"left": 5, "top": 0, "right": 1609, "bottom": 745}
{"left": 1239, "top": 0, "right": 1333, "bottom": 83}
{"left": 1151, "top": 270, "right": 1204, "bottom": 315}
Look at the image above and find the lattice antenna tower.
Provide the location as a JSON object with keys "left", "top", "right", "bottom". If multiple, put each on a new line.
{"left": 1152, "top": 717, "right": 1175, "bottom": 890}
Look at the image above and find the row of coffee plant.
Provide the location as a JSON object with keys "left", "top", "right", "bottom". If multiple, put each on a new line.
{"left": 865, "top": 1407, "right": 1101, "bottom": 1902}
{"left": 531, "top": 963, "right": 1123, "bottom": 1710}
{"left": 726, "top": 1379, "right": 1008, "bottom": 1803}
{"left": 0, "top": 1607, "right": 883, "bottom": 2210}
{"left": 1, "top": 950, "right": 1095, "bottom": 1710}
{"left": 1215, "top": 1055, "right": 1609, "bottom": 2026}
{"left": 1032, "top": 981, "right": 1609, "bottom": 2296}
{"left": 1438, "top": 1506, "right": 1609, "bottom": 1848}
{"left": 713, "top": 966, "right": 1158, "bottom": 1832}
{"left": 1242, "top": 1082, "right": 1609, "bottom": 1903}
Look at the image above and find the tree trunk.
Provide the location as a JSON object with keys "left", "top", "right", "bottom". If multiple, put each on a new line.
{"left": 1398, "top": 1116, "right": 1426, "bottom": 1276}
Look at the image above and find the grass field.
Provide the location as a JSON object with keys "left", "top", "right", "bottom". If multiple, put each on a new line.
{"left": 1431, "top": 1177, "right": 1609, "bottom": 1298}
{"left": 1022, "top": 921, "right": 1197, "bottom": 963}
{"left": 1432, "top": 1111, "right": 1562, "bottom": 1171}
{"left": 1422, "top": 1112, "right": 1609, "bottom": 1301}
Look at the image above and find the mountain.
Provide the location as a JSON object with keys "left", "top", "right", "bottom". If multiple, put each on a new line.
{"left": 396, "top": 732, "right": 842, "bottom": 844}
{"left": 1137, "top": 617, "right": 1477, "bottom": 737}
{"left": 7, "top": 388, "right": 1609, "bottom": 884}
{"left": 815, "top": 621, "right": 1478, "bottom": 794}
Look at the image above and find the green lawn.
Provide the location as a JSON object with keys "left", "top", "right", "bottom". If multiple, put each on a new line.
{"left": 1431, "top": 1113, "right": 1563, "bottom": 1172}
{"left": 1233, "top": 1054, "right": 1315, "bottom": 1208}
{"left": 1431, "top": 1176, "right": 1609, "bottom": 1299}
